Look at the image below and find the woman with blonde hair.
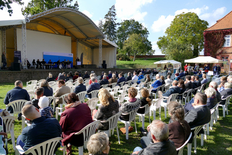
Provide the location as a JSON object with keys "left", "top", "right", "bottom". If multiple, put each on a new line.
{"left": 94, "top": 88, "right": 119, "bottom": 130}
{"left": 89, "top": 73, "right": 98, "bottom": 85}
{"left": 40, "top": 80, "right": 53, "bottom": 96}
{"left": 218, "top": 76, "right": 227, "bottom": 92}
{"left": 137, "top": 88, "right": 151, "bottom": 114}
{"left": 87, "top": 132, "right": 110, "bottom": 155}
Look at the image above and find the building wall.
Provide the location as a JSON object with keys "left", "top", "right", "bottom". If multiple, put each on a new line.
{"left": 77, "top": 42, "right": 92, "bottom": 65}
{"left": 93, "top": 47, "right": 116, "bottom": 68}
{"left": 17, "top": 28, "right": 72, "bottom": 63}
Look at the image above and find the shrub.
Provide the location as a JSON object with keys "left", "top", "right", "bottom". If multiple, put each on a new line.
{"left": 116, "top": 53, "right": 130, "bottom": 61}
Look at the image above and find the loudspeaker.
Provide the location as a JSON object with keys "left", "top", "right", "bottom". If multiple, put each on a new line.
{"left": 11, "top": 62, "right": 20, "bottom": 71}
{"left": 14, "top": 57, "right": 19, "bottom": 63}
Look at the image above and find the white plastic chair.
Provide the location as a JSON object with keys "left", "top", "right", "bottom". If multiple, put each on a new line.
{"left": 137, "top": 104, "right": 150, "bottom": 129}
{"left": 86, "top": 98, "right": 99, "bottom": 114}
{"left": 118, "top": 84, "right": 129, "bottom": 94}
{"left": 6, "top": 100, "right": 27, "bottom": 130}
{"left": 16, "top": 137, "right": 62, "bottom": 155}
{"left": 55, "top": 93, "right": 70, "bottom": 120}
{"left": 110, "top": 82, "right": 117, "bottom": 88}
{"left": 188, "top": 125, "right": 205, "bottom": 154}
{"left": 88, "top": 90, "right": 99, "bottom": 99}
{"left": 2, "top": 116, "right": 16, "bottom": 150}
{"left": 176, "top": 132, "right": 192, "bottom": 155}
{"left": 101, "top": 84, "right": 109, "bottom": 88}
{"left": 210, "top": 103, "right": 219, "bottom": 130}
{"left": 161, "top": 93, "right": 179, "bottom": 118}
{"left": 77, "top": 91, "right": 87, "bottom": 103}
{"left": 64, "top": 121, "right": 100, "bottom": 155}
{"left": 98, "top": 112, "right": 122, "bottom": 144}
{"left": 118, "top": 107, "right": 139, "bottom": 140}
{"left": 217, "top": 95, "right": 231, "bottom": 117}
{"left": 111, "top": 86, "right": 120, "bottom": 97}
{"left": 150, "top": 98, "right": 162, "bottom": 120}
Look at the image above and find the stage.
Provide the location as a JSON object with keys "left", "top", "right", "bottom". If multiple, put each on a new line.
{"left": 0, "top": 66, "right": 135, "bottom": 83}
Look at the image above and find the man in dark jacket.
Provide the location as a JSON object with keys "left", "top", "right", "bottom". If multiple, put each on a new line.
{"left": 87, "top": 77, "right": 100, "bottom": 98}
{"left": 219, "top": 82, "right": 232, "bottom": 105}
{"left": 2, "top": 52, "right": 7, "bottom": 69}
{"left": 17, "top": 104, "right": 61, "bottom": 151}
{"left": 83, "top": 71, "right": 90, "bottom": 79}
{"left": 4, "top": 80, "right": 30, "bottom": 105}
{"left": 163, "top": 80, "right": 180, "bottom": 97}
{"left": 74, "top": 77, "right": 86, "bottom": 94}
{"left": 117, "top": 73, "right": 126, "bottom": 86}
{"left": 100, "top": 75, "right": 109, "bottom": 86}
{"left": 184, "top": 75, "right": 193, "bottom": 90}
{"left": 132, "top": 120, "right": 176, "bottom": 155}
{"left": 126, "top": 72, "right": 132, "bottom": 81}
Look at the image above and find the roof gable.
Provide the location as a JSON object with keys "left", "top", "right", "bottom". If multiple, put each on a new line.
{"left": 205, "top": 11, "right": 232, "bottom": 31}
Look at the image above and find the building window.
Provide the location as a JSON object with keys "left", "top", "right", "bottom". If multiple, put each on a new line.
{"left": 223, "top": 35, "right": 231, "bottom": 47}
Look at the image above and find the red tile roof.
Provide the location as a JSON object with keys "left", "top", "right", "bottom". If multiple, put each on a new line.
{"left": 205, "top": 11, "right": 232, "bottom": 31}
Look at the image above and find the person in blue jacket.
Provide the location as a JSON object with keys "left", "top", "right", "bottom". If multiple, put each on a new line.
{"left": 137, "top": 72, "right": 144, "bottom": 84}
{"left": 151, "top": 74, "right": 162, "bottom": 93}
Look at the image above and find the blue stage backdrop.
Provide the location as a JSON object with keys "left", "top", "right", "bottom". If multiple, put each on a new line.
{"left": 43, "top": 52, "right": 73, "bottom": 68}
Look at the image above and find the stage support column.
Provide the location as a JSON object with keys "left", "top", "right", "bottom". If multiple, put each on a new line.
{"left": 99, "top": 39, "right": 102, "bottom": 68}
{"left": 0, "top": 30, "right": 6, "bottom": 66}
{"left": 21, "top": 21, "right": 27, "bottom": 68}
{"left": 0, "top": 30, "right": 3, "bottom": 66}
{"left": 114, "top": 47, "right": 117, "bottom": 68}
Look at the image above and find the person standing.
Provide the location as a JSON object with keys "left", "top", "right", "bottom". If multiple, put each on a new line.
{"left": 1, "top": 52, "right": 7, "bottom": 69}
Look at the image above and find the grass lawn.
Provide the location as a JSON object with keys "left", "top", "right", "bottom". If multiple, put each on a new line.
{"left": 0, "top": 83, "right": 232, "bottom": 155}
{"left": 116, "top": 58, "right": 165, "bottom": 69}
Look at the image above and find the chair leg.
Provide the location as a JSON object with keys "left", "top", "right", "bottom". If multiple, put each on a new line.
{"left": 148, "top": 112, "right": 150, "bottom": 123}
{"left": 187, "top": 143, "right": 192, "bottom": 155}
{"left": 134, "top": 119, "right": 137, "bottom": 133}
{"left": 116, "top": 126, "right": 120, "bottom": 144}
{"left": 153, "top": 110, "right": 156, "bottom": 120}
{"left": 10, "top": 129, "right": 16, "bottom": 150}
{"left": 164, "top": 106, "right": 167, "bottom": 118}
{"left": 201, "top": 134, "right": 204, "bottom": 146}
{"left": 125, "top": 122, "right": 129, "bottom": 140}
{"left": 22, "top": 117, "right": 25, "bottom": 131}
{"left": 63, "top": 146, "right": 66, "bottom": 155}
{"left": 217, "top": 107, "right": 219, "bottom": 119}
{"left": 194, "top": 136, "right": 196, "bottom": 154}
{"left": 159, "top": 107, "right": 161, "bottom": 120}
{"left": 142, "top": 116, "right": 144, "bottom": 129}
{"left": 223, "top": 106, "right": 225, "bottom": 117}
{"left": 78, "top": 146, "right": 84, "bottom": 155}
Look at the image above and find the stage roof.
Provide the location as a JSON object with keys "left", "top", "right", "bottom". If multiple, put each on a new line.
{"left": 0, "top": 7, "right": 117, "bottom": 48}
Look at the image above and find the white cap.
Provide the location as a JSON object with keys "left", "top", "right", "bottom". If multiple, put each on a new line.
{"left": 38, "top": 96, "right": 49, "bottom": 109}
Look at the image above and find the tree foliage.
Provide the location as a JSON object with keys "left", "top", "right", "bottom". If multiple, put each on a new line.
{"left": 157, "top": 12, "right": 208, "bottom": 58}
{"left": 0, "top": 0, "right": 23, "bottom": 15}
{"left": 102, "top": 5, "right": 118, "bottom": 41}
{"left": 123, "top": 33, "right": 153, "bottom": 61}
{"left": 22, "top": 0, "right": 79, "bottom": 16}
{"left": 164, "top": 40, "right": 193, "bottom": 65}
{"left": 117, "top": 19, "right": 149, "bottom": 49}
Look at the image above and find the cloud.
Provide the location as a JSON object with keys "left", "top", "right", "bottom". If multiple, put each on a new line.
{"left": 115, "top": 0, "right": 154, "bottom": 21}
{"left": 151, "top": 6, "right": 209, "bottom": 33}
{"left": 82, "top": 10, "right": 93, "bottom": 18}
{"left": 0, "top": 0, "right": 31, "bottom": 20}
{"left": 200, "top": 7, "right": 227, "bottom": 26}
{"left": 152, "top": 41, "right": 163, "bottom": 55}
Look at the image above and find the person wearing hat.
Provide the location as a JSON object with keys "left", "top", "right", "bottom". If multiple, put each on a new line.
{"left": 38, "top": 96, "right": 53, "bottom": 118}
{"left": 174, "top": 73, "right": 180, "bottom": 81}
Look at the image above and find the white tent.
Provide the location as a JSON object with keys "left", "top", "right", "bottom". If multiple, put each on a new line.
{"left": 184, "top": 56, "right": 223, "bottom": 63}
{"left": 154, "top": 60, "right": 181, "bottom": 69}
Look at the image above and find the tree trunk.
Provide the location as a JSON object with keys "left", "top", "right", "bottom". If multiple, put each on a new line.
{"left": 133, "top": 52, "right": 136, "bottom": 61}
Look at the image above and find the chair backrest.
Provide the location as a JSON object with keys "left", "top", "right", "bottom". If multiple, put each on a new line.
{"left": 130, "top": 83, "right": 137, "bottom": 88}
{"left": 77, "top": 91, "right": 87, "bottom": 103}
{"left": 2, "top": 116, "right": 15, "bottom": 133}
{"left": 225, "top": 95, "right": 232, "bottom": 105}
{"left": 121, "top": 106, "right": 139, "bottom": 122}
{"left": 86, "top": 98, "right": 99, "bottom": 112}
{"left": 101, "top": 112, "right": 122, "bottom": 130}
{"left": 113, "top": 86, "right": 120, "bottom": 93}
{"left": 6, "top": 100, "right": 27, "bottom": 114}
{"left": 152, "top": 98, "right": 162, "bottom": 110}
{"left": 90, "top": 90, "right": 99, "bottom": 98}
{"left": 75, "top": 121, "right": 100, "bottom": 148}
{"left": 105, "top": 87, "right": 112, "bottom": 92}
{"left": 138, "top": 104, "right": 150, "bottom": 115}
{"left": 191, "top": 124, "right": 204, "bottom": 137}
{"left": 176, "top": 132, "right": 192, "bottom": 154}
{"left": 118, "top": 93, "right": 126, "bottom": 104}
{"left": 126, "top": 80, "right": 132, "bottom": 86}
{"left": 60, "top": 93, "right": 70, "bottom": 104}
{"left": 47, "top": 96, "right": 54, "bottom": 106}
{"left": 101, "top": 84, "right": 109, "bottom": 88}
{"left": 110, "top": 83, "right": 117, "bottom": 88}
{"left": 23, "top": 137, "right": 62, "bottom": 155}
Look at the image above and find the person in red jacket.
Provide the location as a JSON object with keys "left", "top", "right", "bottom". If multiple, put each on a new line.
{"left": 184, "top": 64, "right": 188, "bottom": 72}
{"left": 59, "top": 93, "right": 92, "bottom": 154}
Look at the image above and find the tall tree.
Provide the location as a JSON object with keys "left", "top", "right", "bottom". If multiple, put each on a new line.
{"left": 102, "top": 5, "right": 118, "bottom": 41}
{"left": 117, "top": 19, "right": 149, "bottom": 49}
{"left": 0, "top": 0, "right": 23, "bottom": 15}
{"left": 123, "top": 33, "right": 153, "bottom": 61}
{"left": 157, "top": 12, "right": 208, "bottom": 57}
{"left": 22, "top": 0, "right": 79, "bottom": 16}
{"left": 98, "top": 19, "right": 104, "bottom": 32}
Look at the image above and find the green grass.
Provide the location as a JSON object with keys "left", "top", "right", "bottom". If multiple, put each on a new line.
{"left": 0, "top": 83, "right": 232, "bottom": 154}
{"left": 116, "top": 57, "right": 165, "bottom": 69}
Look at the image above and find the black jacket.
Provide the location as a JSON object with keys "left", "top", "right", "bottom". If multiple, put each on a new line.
{"left": 185, "top": 81, "right": 193, "bottom": 90}
{"left": 219, "top": 88, "right": 232, "bottom": 105}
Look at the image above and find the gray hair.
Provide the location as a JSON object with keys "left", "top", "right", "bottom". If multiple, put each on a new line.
{"left": 15, "top": 80, "right": 22, "bottom": 87}
{"left": 87, "top": 132, "right": 109, "bottom": 154}
{"left": 112, "top": 74, "right": 116, "bottom": 78}
{"left": 224, "top": 82, "right": 232, "bottom": 89}
{"left": 209, "top": 81, "right": 217, "bottom": 89}
{"left": 103, "top": 75, "right": 107, "bottom": 79}
{"left": 156, "top": 74, "right": 160, "bottom": 78}
{"left": 78, "top": 77, "right": 84, "bottom": 84}
{"left": 204, "top": 87, "right": 216, "bottom": 98}
{"left": 48, "top": 73, "right": 53, "bottom": 78}
{"left": 91, "top": 76, "right": 96, "bottom": 82}
{"left": 150, "top": 120, "right": 169, "bottom": 141}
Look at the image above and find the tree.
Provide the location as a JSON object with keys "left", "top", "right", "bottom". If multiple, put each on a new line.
{"left": 0, "top": 0, "right": 23, "bottom": 15}
{"left": 123, "top": 33, "right": 153, "bottom": 61}
{"left": 117, "top": 19, "right": 149, "bottom": 49}
{"left": 157, "top": 12, "right": 208, "bottom": 57}
{"left": 22, "top": 0, "right": 79, "bottom": 16}
{"left": 102, "top": 5, "right": 118, "bottom": 42}
{"left": 163, "top": 40, "right": 193, "bottom": 65}
{"left": 98, "top": 19, "right": 104, "bottom": 32}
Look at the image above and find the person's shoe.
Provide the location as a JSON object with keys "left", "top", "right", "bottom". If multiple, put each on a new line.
{"left": 140, "top": 127, "right": 147, "bottom": 136}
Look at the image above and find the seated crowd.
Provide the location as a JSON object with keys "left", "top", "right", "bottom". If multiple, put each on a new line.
{"left": 2, "top": 68, "right": 232, "bottom": 155}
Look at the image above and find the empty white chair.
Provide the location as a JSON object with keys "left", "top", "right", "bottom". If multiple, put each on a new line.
{"left": 217, "top": 95, "right": 231, "bottom": 117}
{"left": 63, "top": 121, "right": 100, "bottom": 155}
{"left": 55, "top": 93, "right": 70, "bottom": 119}
{"left": 2, "top": 116, "right": 16, "bottom": 150}
{"left": 16, "top": 137, "right": 62, "bottom": 155}
{"left": 150, "top": 98, "right": 162, "bottom": 120}
{"left": 101, "top": 84, "right": 109, "bottom": 88}
{"left": 98, "top": 112, "right": 122, "bottom": 144}
{"left": 88, "top": 90, "right": 99, "bottom": 99}
{"left": 161, "top": 93, "right": 179, "bottom": 118}
{"left": 118, "top": 107, "right": 139, "bottom": 140}
{"left": 86, "top": 98, "right": 99, "bottom": 114}
{"left": 77, "top": 91, "right": 87, "bottom": 103}
{"left": 137, "top": 104, "right": 150, "bottom": 129}
{"left": 176, "top": 132, "right": 192, "bottom": 155}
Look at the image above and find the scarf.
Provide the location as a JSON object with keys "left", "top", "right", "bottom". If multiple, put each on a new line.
{"left": 65, "top": 101, "right": 81, "bottom": 109}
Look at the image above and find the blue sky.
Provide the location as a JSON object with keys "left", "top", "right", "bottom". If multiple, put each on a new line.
{"left": 1, "top": 0, "right": 231, "bottom": 55}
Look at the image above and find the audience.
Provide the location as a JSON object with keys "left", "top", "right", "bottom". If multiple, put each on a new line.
{"left": 201, "top": 73, "right": 208, "bottom": 85}
{"left": 137, "top": 72, "right": 144, "bottom": 84}
{"left": 40, "top": 80, "right": 53, "bottom": 96}
{"left": 132, "top": 72, "right": 138, "bottom": 81}
{"left": 65, "top": 73, "right": 72, "bottom": 82}
{"left": 46, "top": 73, "right": 55, "bottom": 82}
{"left": 218, "top": 76, "right": 227, "bottom": 92}
{"left": 58, "top": 72, "right": 66, "bottom": 81}
{"left": 25, "top": 87, "right": 44, "bottom": 109}
{"left": 93, "top": 88, "right": 119, "bottom": 130}
{"left": 17, "top": 104, "right": 61, "bottom": 151}
{"left": 100, "top": 75, "right": 109, "bottom": 86}
{"left": 60, "top": 93, "right": 92, "bottom": 154}
{"left": 126, "top": 72, "right": 132, "bottom": 81}
{"left": 87, "top": 77, "right": 100, "bottom": 98}
{"left": 72, "top": 72, "right": 79, "bottom": 82}
{"left": 54, "top": 80, "right": 71, "bottom": 105}
{"left": 144, "top": 74, "right": 151, "bottom": 87}
{"left": 108, "top": 74, "right": 117, "bottom": 84}
{"left": 117, "top": 73, "right": 126, "bottom": 86}
{"left": 38, "top": 96, "right": 53, "bottom": 118}
{"left": 137, "top": 88, "right": 151, "bottom": 114}
{"left": 209, "top": 81, "right": 221, "bottom": 103}
{"left": 74, "top": 77, "right": 86, "bottom": 94}
{"left": 174, "top": 73, "right": 180, "bottom": 81}
{"left": 178, "top": 79, "right": 186, "bottom": 94}
{"left": 132, "top": 120, "right": 177, "bottom": 155}
{"left": 89, "top": 73, "right": 98, "bottom": 85}
{"left": 165, "top": 75, "right": 172, "bottom": 86}
{"left": 108, "top": 71, "right": 112, "bottom": 79}
{"left": 83, "top": 71, "right": 90, "bottom": 79}
{"left": 162, "top": 80, "right": 180, "bottom": 97}
{"left": 194, "top": 76, "right": 201, "bottom": 87}
{"left": 87, "top": 132, "right": 110, "bottom": 155}
{"left": 184, "top": 75, "right": 193, "bottom": 90}
{"left": 219, "top": 82, "right": 232, "bottom": 105}
{"left": 151, "top": 74, "right": 162, "bottom": 93}
{"left": 204, "top": 87, "right": 217, "bottom": 109}
{"left": 160, "top": 75, "right": 165, "bottom": 85}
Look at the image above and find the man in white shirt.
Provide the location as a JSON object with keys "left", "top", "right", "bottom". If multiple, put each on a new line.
{"left": 132, "top": 72, "right": 138, "bottom": 81}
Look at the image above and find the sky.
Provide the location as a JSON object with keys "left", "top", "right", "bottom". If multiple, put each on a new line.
{"left": 0, "top": 0, "right": 231, "bottom": 55}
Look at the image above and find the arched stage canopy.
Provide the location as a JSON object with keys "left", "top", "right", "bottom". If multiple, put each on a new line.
{"left": 0, "top": 7, "right": 117, "bottom": 68}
